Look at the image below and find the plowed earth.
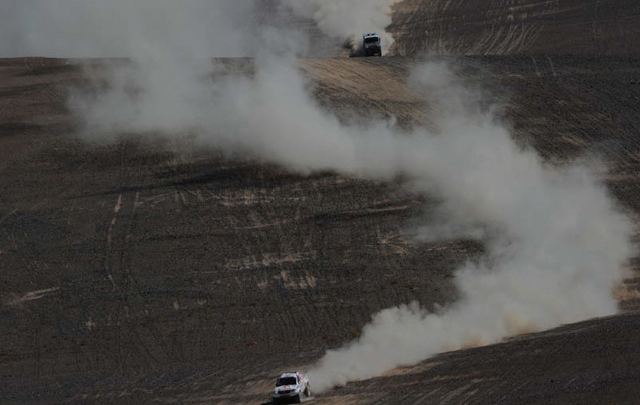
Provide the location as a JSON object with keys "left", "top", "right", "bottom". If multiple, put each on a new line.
{"left": 2, "top": 1, "right": 640, "bottom": 404}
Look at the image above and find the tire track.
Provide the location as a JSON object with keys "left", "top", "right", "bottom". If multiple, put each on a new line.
{"left": 389, "top": 0, "right": 640, "bottom": 56}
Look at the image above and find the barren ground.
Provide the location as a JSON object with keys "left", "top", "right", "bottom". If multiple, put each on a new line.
{"left": 2, "top": 1, "right": 640, "bottom": 404}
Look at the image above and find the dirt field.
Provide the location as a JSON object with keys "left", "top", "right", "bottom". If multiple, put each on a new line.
{"left": 2, "top": 1, "right": 640, "bottom": 404}
{"left": 390, "top": 0, "right": 640, "bottom": 56}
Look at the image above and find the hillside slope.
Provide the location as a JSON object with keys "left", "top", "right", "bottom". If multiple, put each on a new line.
{"left": 1, "top": 1, "right": 640, "bottom": 404}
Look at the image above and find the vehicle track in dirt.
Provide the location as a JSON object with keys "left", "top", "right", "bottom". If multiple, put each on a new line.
{"left": 389, "top": 0, "right": 640, "bottom": 56}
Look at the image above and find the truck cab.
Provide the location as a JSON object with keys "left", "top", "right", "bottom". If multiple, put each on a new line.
{"left": 362, "top": 33, "right": 382, "bottom": 56}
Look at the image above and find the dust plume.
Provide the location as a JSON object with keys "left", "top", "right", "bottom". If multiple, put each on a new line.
{"left": 306, "top": 63, "right": 635, "bottom": 391}
{"left": 76, "top": 50, "right": 633, "bottom": 392}
{"left": 0, "top": 0, "right": 634, "bottom": 396}
{"left": 281, "top": 0, "right": 400, "bottom": 54}
{"left": 0, "top": 0, "right": 253, "bottom": 58}
{"left": 210, "top": 57, "right": 633, "bottom": 390}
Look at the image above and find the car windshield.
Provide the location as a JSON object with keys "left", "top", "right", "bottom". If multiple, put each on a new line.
{"left": 364, "top": 37, "right": 379, "bottom": 44}
{"left": 276, "top": 376, "right": 297, "bottom": 386}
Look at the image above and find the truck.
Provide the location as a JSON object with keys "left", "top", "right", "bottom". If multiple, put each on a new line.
{"left": 362, "top": 33, "right": 382, "bottom": 56}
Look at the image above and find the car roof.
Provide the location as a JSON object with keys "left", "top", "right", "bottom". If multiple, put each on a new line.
{"left": 279, "top": 372, "right": 299, "bottom": 378}
{"left": 364, "top": 33, "right": 380, "bottom": 38}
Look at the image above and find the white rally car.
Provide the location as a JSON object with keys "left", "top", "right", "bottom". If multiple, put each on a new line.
{"left": 270, "top": 371, "right": 311, "bottom": 404}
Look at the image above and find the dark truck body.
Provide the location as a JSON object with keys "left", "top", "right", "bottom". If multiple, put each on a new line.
{"left": 363, "top": 33, "right": 382, "bottom": 56}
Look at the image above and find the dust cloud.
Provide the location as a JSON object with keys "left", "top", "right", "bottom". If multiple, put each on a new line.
{"left": 0, "top": 0, "right": 634, "bottom": 396}
{"left": 281, "top": 0, "right": 400, "bottom": 54}
{"left": 0, "top": 0, "right": 254, "bottom": 58}
{"left": 306, "top": 62, "right": 635, "bottom": 392}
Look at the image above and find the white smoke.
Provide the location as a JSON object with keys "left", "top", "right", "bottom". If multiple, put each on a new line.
{"left": 74, "top": 50, "right": 633, "bottom": 393}
{"left": 0, "top": 0, "right": 634, "bottom": 396}
{"left": 282, "top": 0, "right": 400, "bottom": 53}
{"left": 0, "top": 0, "right": 253, "bottom": 58}
{"left": 305, "top": 65, "right": 634, "bottom": 391}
